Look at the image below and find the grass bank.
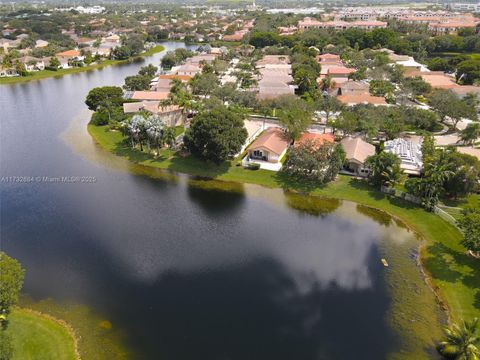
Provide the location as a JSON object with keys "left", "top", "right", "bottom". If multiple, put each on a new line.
{"left": 88, "top": 123, "right": 480, "bottom": 324}
{"left": 6, "top": 308, "right": 78, "bottom": 360}
{"left": 0, "top": 45, "right": 165, "bottom": 85}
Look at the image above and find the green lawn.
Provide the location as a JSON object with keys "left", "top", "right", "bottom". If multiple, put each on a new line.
{"left": 0, "top": 45, "right": 165, "bottom": 85}
{"left": 89, "top": 123, "right": 480, "bottom": 323}
{"left": 7, "top": 308, "right": 77, "bottom": 360}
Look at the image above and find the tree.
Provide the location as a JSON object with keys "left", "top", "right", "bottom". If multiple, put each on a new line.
{"left": 429, "top": 89, "right": 475, "bottom": 130}
{"left": 47, "top": 56, "right": 60, "bottom": 71}
{"left": 123, "top": 75, "right": 151, "bottom": 91}
{"left": 138, "top": 64, "right": 158, "bottom": 77}
{"left": 85, "top": 86, "right": 123, "bottom": 111}
{"left": 366, "top": 152, "right": 403, "bottom": 188}
{"left": 442, "top": 150, "right": 480, "bottom": 198}
{"left": 458, "top": 208, "right": 480, "bottom": 256}
{"left": 249, "top": 31, "right": 281, "bottom": 48}
{"left": 281, "top": 141, "right": 345, "bottom": 183}
{"left": 335, "top": 111, "right": 358, "bottom": 135}
{"left": 111, "top": 45, "right": 131, "bottom": 60}
{"left": 437, "top": 317, "right": 479, "bottom": 359}
{"left": 456, "top": 59, "right": 480, "bottom": 85}
{"left": 369, "top": 80, "right": 395, "bottom": 97}
{"left": 123, "top": 34, "right": 144, "bottom": 55}
{"left": 183, "top": 105, "right": 248, "bottom": 163}
{"left": 190, "top": 72, "right": 219, "bottom": 97}
{"left": 402, "top": 76, "right": 432, "bottom": 97}
{"left": 0, "top": 332, "right": 13, "bottom": 360}
{"left": 460, "top": 123, "right": 480, "bottom": 145}
{"left": 0, "top": 252, "right": 25, "bottom": 321}
{"left": 278, "top": 100, "right": 313, "bottom": 142}
{"left": 315, "top": 95, "right": 343, "bottom": 123}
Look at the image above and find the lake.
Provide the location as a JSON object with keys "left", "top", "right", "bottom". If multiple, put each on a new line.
{"left": 0, "top": 42, "right": 442, "bottom": 359}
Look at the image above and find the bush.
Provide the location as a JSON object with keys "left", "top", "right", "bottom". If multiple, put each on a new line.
{"left": 248, "top": 163, "right": 260, "bottom": 170}
{"left": 90, "top": 111, "right": 110, "bottom": 126}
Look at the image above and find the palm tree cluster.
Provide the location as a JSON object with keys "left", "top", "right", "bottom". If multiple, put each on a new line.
{"left": 437, "top": 317, "right": 479, "bottom": 360}
{"left": 120, "top": 113, "right": 176, "bottom": 156}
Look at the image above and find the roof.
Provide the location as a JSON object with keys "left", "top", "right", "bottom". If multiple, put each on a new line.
{"left": 123, "top": 101, "right": 180, "bottom": 114}
{"left": 340, "top": 81, "right": 369, "bottom": 91}
{"left": 249, "top": 127, "right": 289, "bottom": 156}
{"left": 318, "top": 53, "right": 341, "bottom": 61}
{"left": 131, "top": 91, "right": 169, "bottom": 101}
{"left": 340, "top": 137, "right": 375, "bottom": 163}
{"left": 56, "top": 49, "right": 81, "bottom": 57}
{"left": 295, "top": 132, "right": 335, "bottom": 148}
{"left": 328, "top": 67, "right": 356, "bottom": 75}
{"left": 158, "top": 74, "right": 192, "bottom": 81}
{"left": 337, "top": 94, "right": 387, "bottom": 105}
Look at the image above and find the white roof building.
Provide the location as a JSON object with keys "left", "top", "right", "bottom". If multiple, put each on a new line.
{"left": 384, "top": 138, "right": 423, "bottom": 175}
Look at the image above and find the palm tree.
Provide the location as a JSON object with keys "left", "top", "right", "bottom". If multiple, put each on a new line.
{"left": 460, "top": 123, "right": 480, "bottom": 146}
{"left": 163, "top": 127, "right": 177, "bottom": 148}
{"left": 146, "top": 115, "right": 165, "bottom": 156}
{"left": 437, "top": 318, "right": 479, "bottom": 360}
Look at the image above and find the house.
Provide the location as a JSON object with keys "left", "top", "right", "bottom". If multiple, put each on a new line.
{"left": 317, "top": 53, "right": 341, "bottom": 63}
{"left": 130, "top": 91, "right": 170, "bottom": 101}
{"left": 340, "top": 137, "right": 376, "bottom": 177}
{"left": 56, "top": 49, "right": 83, "bottom": 68}
{"left": 123, "top": 102, "right": 185, "bottom": 126}
{"left": 0, "top": 66, "right": 18, "bottom": 77}
{"left": 384, "top": 138, "right": 423, "bottom": 175}
{"left": 257, "top": 56, "right": 295, "bottom": 100}
{"left": 18, "top": 56, "right": 45, "bottom": 71}
{"left": 336, "top": 81, "right": 369, "bottom": 96}
{"left": 245, "top": 127, "right": 289, "bottom": 170}
{"left": 175, "top": 63, "right": 201, "bottom": 77}
{"left": 337, "top": 94, "right": 387, "bottom": 106}
{"left": 35, "top": 39, "right": 49, "bottom": 48}
{"left": 295, "top": 132, "right": 335, "bottom": 148}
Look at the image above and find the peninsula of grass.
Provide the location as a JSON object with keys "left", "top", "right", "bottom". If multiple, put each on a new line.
{"left": 6, "top": 308, "right": 78, "bottom": 360}
{"left": 0, "top": 45, "right": 165, "bottom": 85}
{"left": 89, "top": 123, "right": 480, "bottom": 324}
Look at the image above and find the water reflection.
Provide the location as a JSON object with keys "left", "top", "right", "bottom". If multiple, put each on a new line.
{"left": 1, "top": 41, "right": 431, "bottom": 359}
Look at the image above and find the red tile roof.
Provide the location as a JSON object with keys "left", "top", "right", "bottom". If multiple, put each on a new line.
{"left": 295, "top": 132, "right": 335, "bottom": 148}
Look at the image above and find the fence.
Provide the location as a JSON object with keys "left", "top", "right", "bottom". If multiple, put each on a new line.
{"left": 380, "top": 186, "right": 460, "bottom": 229}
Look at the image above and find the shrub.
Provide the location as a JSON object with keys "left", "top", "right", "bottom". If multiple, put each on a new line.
{"left": 248, "top": 163, "right": 260, "bottom": 170}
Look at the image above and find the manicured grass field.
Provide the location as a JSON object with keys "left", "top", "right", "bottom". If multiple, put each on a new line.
{"left": 0, "top": 45, "right": 165, "bottom": 85}
{"left": 7, "top": 308, "right": 77, "bottom": 360}
{"left": 89, "top": 123, "right": 480, "bottom": 323}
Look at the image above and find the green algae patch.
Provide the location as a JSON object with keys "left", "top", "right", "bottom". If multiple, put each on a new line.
{"left": 20, "top": 297, "right": 131, "bottom": 360}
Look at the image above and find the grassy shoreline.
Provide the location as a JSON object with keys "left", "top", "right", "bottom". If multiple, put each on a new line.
{"left": 0, "top": 45, "right": 165, "bottom": 85}
{"left": 89, "top": 123, "right": 480, "bottom": 324}
{"left": 7, "top": 307, "right": 78, "bottom": 360}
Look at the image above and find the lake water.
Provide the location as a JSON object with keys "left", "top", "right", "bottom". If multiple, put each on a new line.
{"left": 0, "top": 42, "right": 441, "bottom": 359}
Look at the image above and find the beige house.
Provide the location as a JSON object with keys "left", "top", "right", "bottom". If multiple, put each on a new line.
{"left": 245, "top": 127, "right": 289, "bottom": 169}
{"left": 123, "top": 101, "right": 185, "bottom": 127}
{"left": 340, "top": 137, "right": 376, "bottom": 177}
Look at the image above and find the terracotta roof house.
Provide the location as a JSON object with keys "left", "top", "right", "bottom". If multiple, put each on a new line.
{"left": 337, "top": 94, "right": 387, "bottom": 106}
{"left": 317, "top": 53, "right": 341, "bottom": 63}
{"left": 295, "top": 132, "right": 335, "bottom": 148}
{"left": 131, "top": 91, "right": 170, "bottom": 101}
{"left": 245, "top": 127, "right": 289, "bottom": 170}
{"left": 56, "top": 49, "right": 81, "bottom": 59}
{"left": 158, "top": 74, "right": 192, "bottom": 81}
{"left": 340, "top": 137, "right": 376, "bottom": 177}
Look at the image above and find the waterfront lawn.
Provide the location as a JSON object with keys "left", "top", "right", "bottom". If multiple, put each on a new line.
{"left": 7, "top": 308, "right": 77, "bottom": 360}
{"left": 89, "top": 124, "right": 480, "bottom": 322}
{"left": 0, "top": 45, "right": 165, "bottom": 85}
